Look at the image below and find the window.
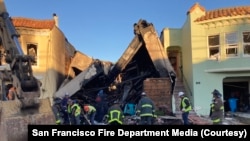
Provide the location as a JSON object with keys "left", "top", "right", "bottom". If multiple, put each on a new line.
{"left": 27, "top": 43, "right": 37, "bottom": 66}
{"left": 208, "top": 35, "right": 220, "bottom": 59}
{"left": 243, "top": 31, "right": 250, "bottom": 55}
{"left": 225, "top": 32, "right": 238, "bottom": 57}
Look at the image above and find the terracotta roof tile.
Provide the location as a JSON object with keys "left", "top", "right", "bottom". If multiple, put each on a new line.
{"left": 195, "top": 6, "right": 250, "bottom": 22}
{"left": 11, "top": 17, "right": 55, "bottom": 30}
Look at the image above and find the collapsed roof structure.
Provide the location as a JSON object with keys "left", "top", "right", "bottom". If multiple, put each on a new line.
{"left": 54, "top": 19, "right": 176, "bottom": 109}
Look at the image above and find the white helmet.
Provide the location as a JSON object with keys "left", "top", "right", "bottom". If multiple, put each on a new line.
{"left": 141, "top": 92, "right": 146, "bottom": 96}
{"left": 178, "top": 91, "right": 184, "bottom": 97}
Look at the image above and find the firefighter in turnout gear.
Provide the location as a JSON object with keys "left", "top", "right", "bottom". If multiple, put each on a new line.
{"left": 136, "top": 92, "right": 155, "bottom": 125}
{"left": 210, "top": 89, "right": 224, "bottom": 125}
{"left": 105, "top": 101, "right": 124, "bottom": 125}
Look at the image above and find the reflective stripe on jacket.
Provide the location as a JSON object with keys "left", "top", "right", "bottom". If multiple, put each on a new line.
{"left": 87, "top": 105, "right": 96, "bottom": 114}
{"left": 108, "top": 110, "right": 124, "bottom": 124}
{"left": 71, "top": 104, "right": 81, "bottom": 116}
{"left": 136, "top": 96, "right": 155, "bottom": 117}
{"left": 180, "top": 97, "right": 192, "bottom": 112}
{"left": 210, "top": 97, "right": 224, "bottom": 124}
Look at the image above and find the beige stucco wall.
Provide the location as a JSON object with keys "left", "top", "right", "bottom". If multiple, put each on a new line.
{"left": 17, "top": 26, "right": 75, "bottom": 101}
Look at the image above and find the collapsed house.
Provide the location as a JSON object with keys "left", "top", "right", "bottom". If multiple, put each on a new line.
{"left": 54, "top": 19, "right": 176, "bottom": 117}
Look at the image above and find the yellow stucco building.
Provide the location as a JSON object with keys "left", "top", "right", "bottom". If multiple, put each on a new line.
{"left": 12, "top": 14, "right": 92, "bottom": 102}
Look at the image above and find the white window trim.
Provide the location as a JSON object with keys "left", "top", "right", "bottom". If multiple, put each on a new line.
{"left": 242, "top": 31, "right": 250, "bottom": 57}
{"left": 208, "top": 34, "right": 220, "bottom": 60}
{"left": 225, "top": 32, "right": 238, "bottom": 58}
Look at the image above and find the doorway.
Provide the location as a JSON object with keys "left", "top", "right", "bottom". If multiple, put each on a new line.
{"left": 223, "top": 82, "right": 249, "bottom": 113}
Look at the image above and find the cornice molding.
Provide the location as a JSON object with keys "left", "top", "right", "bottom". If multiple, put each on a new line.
{"left": 197, "top": 16, "right": 250, "bottom": 28}
{"left": 16, "top": 28, "right": 50, "bottom": 36}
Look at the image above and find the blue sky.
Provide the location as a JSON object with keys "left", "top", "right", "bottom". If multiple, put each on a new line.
{"left": 4, "top": 0, "right": 250, "bottom": 62}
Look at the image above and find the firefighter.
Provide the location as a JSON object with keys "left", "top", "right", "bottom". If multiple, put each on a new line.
{"left": 70, "top": 100, "right": 82, "bottom": 125}
{"left": 52, "top": 97, "right": 64, "bottom": 125}
{"left": 83, "top": 104, "right": 97, "bottom": 125}
{"left": 61, "top": 93, "right": 70, "bottom": 124}
{"left": 178, "top": 91, "right": 192, "bottom": 125}
{"left": 210, "top": 89, "right": 224, "bottom": 125}
{"left": 94, "top": 91, "right": 108, "bottom": 123}
{"left": 105, "top": 101, "right": 124, "bottom": 125}
{"left": 67, "top": 99, "right": 81, "bottom": 125}
{"left": 136, "top": 92, "right": 155, "bottom": 125}
{"left": 67, "top": 99, "right": 74, "bottom": 125}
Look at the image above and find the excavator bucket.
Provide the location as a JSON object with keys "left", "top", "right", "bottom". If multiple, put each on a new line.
{"left": 0, "top": 98, "right": 56, "bottom": 141}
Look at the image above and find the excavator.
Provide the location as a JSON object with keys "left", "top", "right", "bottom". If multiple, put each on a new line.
{"left": 0, "top": 1, "right": 55, "bottom": 141}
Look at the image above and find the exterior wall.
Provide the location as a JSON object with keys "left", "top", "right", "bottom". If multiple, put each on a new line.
{"left": 68, "top": 51, "right": 93, "bottom": 78}
{"left": 162, "top": 28, "right": 182, "bottom": 48}
{"left": 16, "top": 26, "right": 75, "bottom": 101}
{"left": 17, "top": 27, "right": 50, "bottom": 73}
{"left": 162, "top": 5, "right": 250, "bottom": 116}
{"left": 162, "top": 29, "right": 182, "bottom": 78}
{"left": 143, "top": 78, "right": 172, "bottom": 114}
{"left": 188, "top": 7, "right": 210, "bottom": 115}
{"left": 49, "top": 27, "right": 73, "bottom": 95}
{"left": 180, "top": 12, "right": 194, "bottom": 104}
{"left": 189, "top": 8, "right": 250, "bottom": 115}
{"left": 17, "top": 27, "right": 54, "bottom": 99}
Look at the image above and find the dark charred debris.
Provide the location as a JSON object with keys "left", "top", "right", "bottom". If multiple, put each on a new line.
{"left": 53, "top": 19, "right": 176, "bottom": 115}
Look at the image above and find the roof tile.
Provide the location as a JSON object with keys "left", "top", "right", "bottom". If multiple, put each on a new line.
{"left": 195, "top": 6, "right": 250, "bottom": 22}
{"left": 11, "top": 17, "right": 55, "bottom": 30}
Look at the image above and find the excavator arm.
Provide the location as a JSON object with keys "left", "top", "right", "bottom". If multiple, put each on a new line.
{"left": 0, "top": 2, "right": 41, "bottom": 108}
{"left": 0, "top": 1, "right": 59, "bottom": 141}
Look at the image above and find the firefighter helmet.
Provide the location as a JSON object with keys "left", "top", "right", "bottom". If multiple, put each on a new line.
{"left": 178, "top": 91, "right": 184, "bottom": 97}
{"left": 84, "top": 105, "right": 89, "bottom": 112}
{"left": 212, "top": 89, "right": 222, "bottom": 97}
{"left": 141, "top": 92, "right": 146, "bottom": 96}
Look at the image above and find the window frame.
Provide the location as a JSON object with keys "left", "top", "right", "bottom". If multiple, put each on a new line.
{"left": 242, "top": 31, "right": 250, "bottom": 56}
{"left": 225, "top": 32, "right": 239, "bottom": 58}
{"left": 26, "top": 43, "right": 38, "bottom": 66}
{"left": 208, "top": 34, "right": 220, "bottom": 60}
